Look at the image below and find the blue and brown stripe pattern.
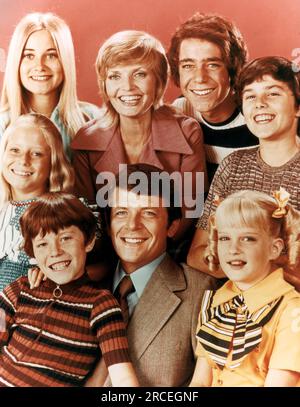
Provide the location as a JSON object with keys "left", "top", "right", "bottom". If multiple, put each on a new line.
{"left": 196, "top": 290, "right": 282, "bottom": 369}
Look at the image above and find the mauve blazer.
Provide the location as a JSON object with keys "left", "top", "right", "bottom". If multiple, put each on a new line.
{"left": 71, "top": 105, "right": 207, "bottom": 203}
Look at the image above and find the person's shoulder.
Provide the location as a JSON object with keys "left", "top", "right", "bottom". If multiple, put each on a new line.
{"left": 281, "top": 287, "right": 300, "bottom": 305}
{"left": 171, "top": 96, "right": 198, "bottom": 118}
{"left": 2, "top": 275, "right": 28, "bottom": 299}
{"left": 153, "top": 105, "right": 202, "bottom": 139}
{"left": 221, "top": 145, "right": 259, "bottom": 166}
{"left": 78, "top": 101, "right": 102, "bottom": 119}
{"left": 71, "top": 114, "right": 114, "bottom": 150}
{"left": 180, "top": 262, "right": 217, "bottom": 291}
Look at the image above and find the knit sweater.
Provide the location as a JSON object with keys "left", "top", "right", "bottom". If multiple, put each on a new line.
{"left": 173, "top": 97, "right": 258, "bottom": 183}
{"left": 0, "top": 275, "right": 130, "bottom": 387}
{"left": 197, "top": 146, "right": 300, "bottom": 230}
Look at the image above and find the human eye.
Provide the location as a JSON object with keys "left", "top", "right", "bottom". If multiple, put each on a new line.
{"left": 61, "top": 234, "right": 72, "bottom": 243}
{"left": 218, "top": 236, "right": 230, "bottom": 242}
{"left": 46, "top": 52, "right": 58, "bottom": 60}
{"left": 22, "top": 52, "right": 34, "bottom": 60}
{"left": 114, "top": 209, "right": 128, "bottom": 217}
{"left": 9, "top": 147, "right": 20, "bottom": 154}
{"left": 268, "top": 91, "right": 281, "bottom": 97}
{"left": 107, "top": 73, "right": 120, "bottom": 80}
{"left": 241, "top": 236, "right": 257, "bottom": 242}
{"left": 180, "top": 63, "right": 194, "bottom": 70}
{"left": 31, "top": 151, "right": 43, "bottom": 157}
{"left": 143, "top": 209, "right": 157, "bottom": 217}
{"left": 134, "top": 71, "right": 147, "bottom": 79}
{"left": 243, "top": 93, "right": 255, "bottom": 101}
{"left": 36, "top": 241, "right": 47, "bottom": 248}
{"left": 207, "top": 62, "right": 221, "bottom": 69}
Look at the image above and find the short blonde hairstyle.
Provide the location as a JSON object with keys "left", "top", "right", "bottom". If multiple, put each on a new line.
{"left": 0, "top": 113, "right": 74, "bottom": 207}
{"left": 205, "top": 190, "right": 300, "bottom": 274}
{"left": 1, "top": 12, "right": 90, "bottom": 138}
{"left": 95, "top": 30, "right": 169, "bottom": 128}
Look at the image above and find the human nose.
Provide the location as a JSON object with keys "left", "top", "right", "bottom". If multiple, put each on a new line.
{"left": 19, "top": 151, "right": 31, "bottom": 166}
{"left": 228, "top": 238, "right": 241, "bottom": 254}
{"left": 255, "top": 93, "right": 268, "bottom": 109}
{"left": 120, "top": 74, "right": 134, "bottom": 90}
{"left": 33, "top": 54, "right": 46, "bottom": 70}
{"left": 125, "top": 212, "right": 141, "bottom": 230}
{"left": 50, "top": 240, "right": 63, "bottom": 257}
{"left": 193, "top": 65, "right": 208, "bottom": 82}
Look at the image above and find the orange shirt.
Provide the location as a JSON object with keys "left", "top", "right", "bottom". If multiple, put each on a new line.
{"left": 195, "top": 269, "right": 300, "bottom": 386}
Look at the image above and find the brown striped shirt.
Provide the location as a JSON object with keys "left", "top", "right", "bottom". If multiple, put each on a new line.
{"left": 0, "top": 275, "right": 130, "bottom": 387}
{"left": 197, "top": 147, "right": 300, "bottom": 230}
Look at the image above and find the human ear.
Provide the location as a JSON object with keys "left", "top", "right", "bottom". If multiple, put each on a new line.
{"left": 270, "top": 238, "right": 284, "bottom": 261}
{"left": 167, "top": 219, "right": 180, "bottom": 238}
{"left": 295, "top": 105, "right": 300, "bottom": 118}
{"left": 85, "top": 235, "right": 96, "bottom": 253}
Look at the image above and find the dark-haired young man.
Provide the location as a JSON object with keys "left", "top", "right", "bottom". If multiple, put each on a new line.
{"left": 168, "top": 13, "right": 258, "bottom": 183}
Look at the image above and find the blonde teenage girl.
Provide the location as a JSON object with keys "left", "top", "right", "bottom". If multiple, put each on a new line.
{"left": 0, "top": 12, "right": 100, "bottom": 159}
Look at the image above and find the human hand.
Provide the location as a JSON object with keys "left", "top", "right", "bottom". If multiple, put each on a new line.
{"left": 28, "top": 267, "right": 47, "bottom": 289}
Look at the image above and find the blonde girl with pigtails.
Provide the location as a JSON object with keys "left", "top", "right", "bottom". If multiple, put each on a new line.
{"left": 190, "top": 189, "right": 300, "bottom": 387}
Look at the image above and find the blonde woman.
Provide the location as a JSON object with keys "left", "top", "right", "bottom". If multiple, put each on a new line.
{"left": 72, "top": 30, "right": 207, "bottom": 242}
{"left": 0, "top": 12, "right": 100, "bottom": 159}
{"left": 0, "top": 113, "right": 74, "bottom": 291}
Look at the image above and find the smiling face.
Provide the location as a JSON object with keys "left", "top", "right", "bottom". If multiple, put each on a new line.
{"left": 105, "top": 63, "right": 157, "bottom": 121}
{"left": 2, "top": 126, "right": 51, "bottom": 200}
{"left": 32, "top": 226, "right": 95, "bottom": 285}
{"left": 19, "top": 29, "right": 64, "bottom": 103}
{"left": 178, "top": 38, "right": 234, "bottom": 122}
{"left": 109, "top": 187, "right": 178, "bottom": 273}
{"left": 217, "top": 225, "right": 283, "bottom": 290}
{"left": 242, "top": 75, "right": 300, "bottom": 142}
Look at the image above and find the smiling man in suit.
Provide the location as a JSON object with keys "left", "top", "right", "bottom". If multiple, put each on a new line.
{"left": 86, "top": 163, "right": 216, "bottom": 387}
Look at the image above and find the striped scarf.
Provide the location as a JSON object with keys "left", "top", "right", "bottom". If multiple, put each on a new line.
{"left": 196, "top": 290, "right": 283, "bottom": 369}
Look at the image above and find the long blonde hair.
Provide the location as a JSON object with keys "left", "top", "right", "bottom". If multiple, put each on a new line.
{"left": 0, "top": 113, "right": 74, "bottom": 208}
{"left": 205, "top": 190, "right": 300, "bottom": 274}
{"left": 1, "top": 12, "right": 91, "bottom": 138}
{"left": 95, "top": 30, "right": 169, "bottom": 129}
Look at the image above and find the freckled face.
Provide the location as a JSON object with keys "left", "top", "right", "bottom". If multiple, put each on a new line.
{"left": 32, "top": 226, "right": 95, "bottom": 285}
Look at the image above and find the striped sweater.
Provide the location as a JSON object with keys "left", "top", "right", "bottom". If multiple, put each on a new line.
{"left": 0, "top": 275, "right": 130, "bottom": 387}
{"left": 197, "top": 147, "right": 300, "bottom": 230}
{"left": 172, "top": 96, "right": 258, "bottom": 184}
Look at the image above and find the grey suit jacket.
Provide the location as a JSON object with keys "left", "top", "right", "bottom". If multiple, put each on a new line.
{"left": 125, "top": 254, "right": 216, "bottom": 387}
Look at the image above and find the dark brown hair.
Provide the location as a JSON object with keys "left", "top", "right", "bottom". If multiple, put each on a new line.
{"left": 237, "top": 56, "right": 300, "bottom": 107}
{"left": 167, "top": 12, "right": 248, "bottom": 90}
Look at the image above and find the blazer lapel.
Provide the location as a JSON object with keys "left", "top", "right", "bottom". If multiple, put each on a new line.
{"left": 127, "top": 255, "right": 186, "bottom": 360}
{"left": 94, "top": 127, "right": 128, "bottom": 175}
